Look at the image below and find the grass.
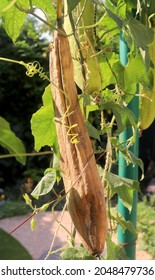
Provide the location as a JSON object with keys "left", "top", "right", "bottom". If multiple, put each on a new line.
{"left": 0, "top": 228, "right": 32, "bottom": 260}
{"left": 0, "top": 201, "right": 32, "bottom": 219}
{"left": 137, "top": 197, "right": 155, "bottom": 258}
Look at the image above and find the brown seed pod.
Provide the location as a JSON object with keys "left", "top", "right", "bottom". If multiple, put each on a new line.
{"left": 49, "top": 26, "right": 107, "bottom": 256}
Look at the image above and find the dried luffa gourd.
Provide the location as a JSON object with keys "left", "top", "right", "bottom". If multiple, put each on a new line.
{"left": 49, "top": 21, "right": 107, "bottom": 256}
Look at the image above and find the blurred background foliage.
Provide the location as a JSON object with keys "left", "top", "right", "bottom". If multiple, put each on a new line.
{"left": 0, "top": 17, "right": 52, "bottom": 199}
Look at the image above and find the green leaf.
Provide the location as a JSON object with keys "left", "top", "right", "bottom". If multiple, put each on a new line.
{"left": 0, "top": 0, "right": 13, "bottom": 14}
{"left": 124, "top": 53, "right": 147, "bottom": 97}
{"left": 31, "top": 85, "right": 59, "bottom": 156}
{"left": 128, "top": 151, "right": 144, "bottom": 180}
{"left": 77, "top": 246, "right": 97, "bottom": 260}
{"left": 52, "top": 154, "right": 62, "bottom": 183}
{"left": 2, "top": 3, "right": 27, "bottom": 42}
{"left": 112, "top": 213, "right": 137, "bottom": 237}
{"left": 106, "top": 8, "right": 123, "bottom": 28}
{"left": 60, "top": 246, "right": 96, "bottom": 260}
{"left": 127, "top": 19, "right": 154, "bottom": 50}
{"left": 0, "top": 116, "right": 26, "bottom": 165}
{"left": 86, "top": 121, "right": 100, "bottom": 141}
{"left": 86, "top": 104, "right": 99, "bottom": 119}
{"left": 106, "top": 171, "right": 140, "bottom": 211}
{"left": 1, "top": 0, "right": 56, "bottom": 42}
{"left": 66, "top": 0, "right": 81, "bottom": 13}
{"left": 101, "top": 101, "right": 137, "bottom": 133}
{"left": 117, "top": 0, "right": 127, "bottom": 19}
{"left": 106, "top": 234, "right": 129, "bottom": 260}
{"left": 60, "top": 248, "right": 79, "bottom": 260}
{"left": 31, "top": 171, "right": 56, "bottom": 199}
{"left": 32, "top": 0, "right": 56, "bottom": 19}
{"left": 99, "top": 55, "right": 115, "bottom": 90}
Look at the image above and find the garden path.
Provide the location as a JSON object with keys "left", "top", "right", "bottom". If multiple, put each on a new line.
{"left": 0, "top": 211, "right": 153, "bottom": 260}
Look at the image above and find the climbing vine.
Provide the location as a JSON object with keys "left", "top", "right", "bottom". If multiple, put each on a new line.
{"left": 0, "top": 0, "right": 155, "bottom": 260}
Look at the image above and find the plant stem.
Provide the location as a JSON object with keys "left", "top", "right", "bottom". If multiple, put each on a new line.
{"left": 0, "top": 57, "right": 24, "bottom": 65}
{"left": 57, "top": 0, "right": 63, "bottom": 20}
{"left": 0, "top": 151, "right": 53, "bottom": 160}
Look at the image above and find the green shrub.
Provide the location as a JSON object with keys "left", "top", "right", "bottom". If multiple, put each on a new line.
{"left": 0, "top": 201, "right": 32, "bottom": 219}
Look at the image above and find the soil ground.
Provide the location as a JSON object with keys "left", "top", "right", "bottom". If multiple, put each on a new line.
{"left": 0, "top": 211, "right": 153, "bottom": 260}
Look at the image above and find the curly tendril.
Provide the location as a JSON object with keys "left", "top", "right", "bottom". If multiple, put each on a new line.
{"left": 20, "top": 60, "right": 79, "bottom": 144}
{"left": 21, "top": 61, "right": 49, "bottom": 81}
{"left": 61, "top": 96, "right": 80, "bottom": 145}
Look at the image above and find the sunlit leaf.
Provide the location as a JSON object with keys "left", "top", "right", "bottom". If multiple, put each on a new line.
{"left": 124, "top": 53, "right": 147, "bottom": 93}
{"left": 127, "top": 19, "right": 154, "bottom": 50}
{"left": 106, "top": 8, "right": 123, "bottom": 28}
{"left": 106, "top": 234, "right": 129, "bottom": 260}
{"left": 101, "top": 101, "right": 137, "bottom": 133}
{"left": 60, "top": 246, "right": 96, "bottom": 260}
{"left": 106, "top": 171, "right": 140, "bottom": 211}
{"left": 31, "top": 85, "right": 59, "bottom": 156}
{"left": 0, "top": 116, "right": 26, "bottom": 165}
{"left": 2, "top": 3, "right": 27, "bottom": 42}
{"left": 31, "top": 171, "right": 57, "bottom": 199}
{"left": 128, "top": 151, "right": 144, "bottom": 180}
{"left": 60, "top": 248, "right": 79, "bottom": 260}
{"left": 33, "top": 0, "right": 56, "bottom": 19}
{"left": 112, "top": 213, "right": 137, "bottom": 237}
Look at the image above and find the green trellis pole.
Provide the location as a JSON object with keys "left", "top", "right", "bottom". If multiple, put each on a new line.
{"left": 117, "top": 32, "right": 139, "bottom": 259}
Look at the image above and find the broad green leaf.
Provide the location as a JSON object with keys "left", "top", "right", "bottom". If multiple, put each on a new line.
{"left": 66, "top": 0, "right": 81, "bottom": 13}
{"left": 106, "top": 171, "right": 140, "bottom": 211}
{"left": 124, "top": 53, "right": 147, "bottom": 97}
{"left": 31, "top": 171, "right": 56, "bottom": 199}
{"left": 0, "top": 0, "right": 15, "bottom": 14}
{"left": 0, "top": 116, "right": 26, "bottom": 165}
{"left": 101, "top": 101, "right": 137, "bottom": 133}
{"left": 99, "top": 56, "right": 115, "bottom": 90}
{"left": 97, "top": 14, "right": 119, "bottom": 46}
{"left": 2, "top": 0, "right": 56, "bottom": 42}
{"left": 128, "top": 151, "right": 144, "bottom": 180}
{"left": 106, "top": 8, "right": 123, "bottom": 28}
{"left": 60, "top": 248, "right": 79, "bottom": 260}
{"left": 2, "top": 3, "right": 27, "bottom": 42}
{"left": 86, "top": 104, "right": 99, "bottom": 120}
{"left": 60, "top": 246, "right": 96, "bottom": 260}
{"left": 117, "top": 0, "right": 127, "bottom": 19}
{"left": 31, "top": 85, "right": 59, "bottom": 155}
{"left": 77, "top": 246, "right": 96, "bottom": 260}
{"left": 86, "top": 121, "right": 100, "bottom": 141}
{"left": 106, "top": 234, "right": 129, "bottom": 260}
{"left": 127, "top": 19, "right": 154, "bottom": 50}
{"left": 32, "top": 0, "right": 56, "bottom": 19}
{"left": 112, "top": 213, "right": 137, "bottom": 237}
{"left": 99, "top": 53, "right": 125, "bottom": 94}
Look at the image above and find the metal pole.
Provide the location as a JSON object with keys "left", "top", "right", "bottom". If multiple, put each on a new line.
{"left": 118, "top": 32, "right": 139, "bottom": 259}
